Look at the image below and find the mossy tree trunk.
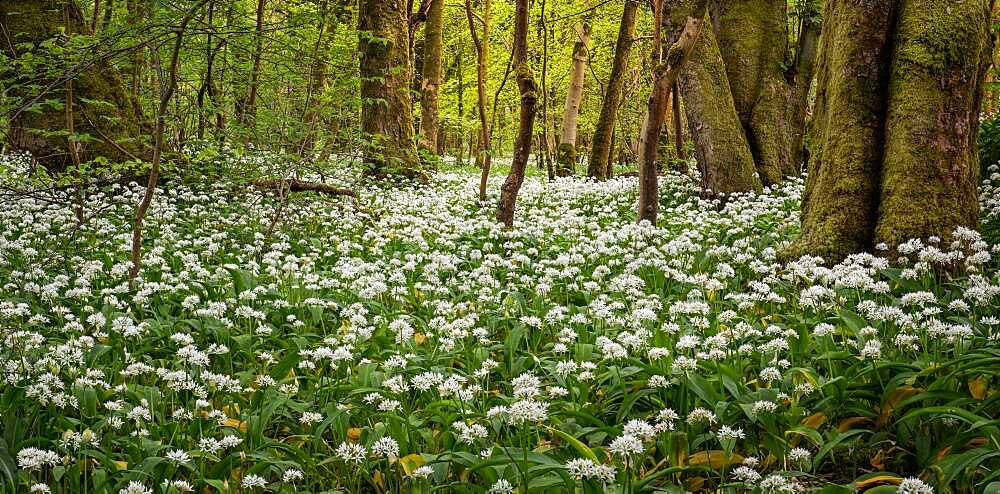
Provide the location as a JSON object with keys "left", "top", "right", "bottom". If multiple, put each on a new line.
{"left": 678, "top": 0, "right": 820, "bottom": 193}
{"left": 1, "top": 0, "right": 144, "bottom": 171}
{"left": 786, "top": 0, "right": 991, "bottom": 262}
{"left": 418, "top": 0, "right": 445, "bottom": 153}
{"left": 588, "top": 0, "right": 637, "bottom": 180}
{"left": 358, "top": 0, "right": 425, "bottom": 179}
{"left": 874, "top": 0, "right": 990, "bottom": 247}
{"left": 678, "top": 21, "right": 762, "bottom": 195}
{"left": 556, "top": 15, "right": 591, "bottom": 177}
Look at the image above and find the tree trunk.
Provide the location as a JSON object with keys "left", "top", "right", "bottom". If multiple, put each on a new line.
{"left": 298, "top": 0, "right": 332, "bottom": 157}
{"left": 358, "top": 0, "right": 425, "bottom": 179}
{"left": 678, "top": 21, "right": 761, "bottom": 194}
{"left": 242, "top": 0, "right": 266, "bottom": 133}
{"left": 465, "top": 0, "right": 492, "bottom": 201}
{"left": 101, "top": 0, "right": 113, "bottom": 31}
{"left": 714, "top": 0, "right": 820, "bottom": 184}
{"left": 418, "top": 0, "right": 444, "bottom": 153}
{"left": 1, "top": 0, "right": 144, "bottom": 171}
{"left": 540, "top": 2, "right": 556, "bottom": 181}
{"left": 637, "top": 0, "right": 708, "bottom": 224}
{"left": 496, "top": 0, "right": 537, "bottom": 227}
{"left": 555, "top": 15, "right": 592, "bottom": 177}
{"left": 677, "top": 0, "right": 819, "bottom": 191}
{"left": 130, "top": 0, "right": 209, "bottom": 284}
{"left": 671, "top": 82, "right": 686, "bottom": 164}
{"left": 787, "top": 0, "right": 990, "bottom": 262}
{"left": 588, "top": 0, "right": 637, "bottom": 180}
{"left": 874, "top": 0, "right": 989, "bottom": 247}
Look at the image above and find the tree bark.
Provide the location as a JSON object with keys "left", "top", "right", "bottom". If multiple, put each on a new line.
{"left": 678, "top": 21, "right": 761, "bottom": 194}
{"left": 130, "top": 0, "right": 209, "bottom": 285}
{"left": 298, "top": 0, "right": 332, "bottom": 157}
{"left": 588, "top": 0, "right": 638, "bottom": 180}
{"left": 636, "top": 0, "right": 708, "bottom": 224}
{"left": 496, "top": 0, "right": 537, "bottom": 227}
{"left": 101, "top": 0, "right": 113, "bottom": 31}
{"left": 555, "top": 14, "right": 592, "bottom": 176}
{"left": 670, "top": 82, "right": 685, "bottom": 163}
{"left": 242, "top": 0, "right": 266, "bottom": 132}
{"left": 1, "top": 0, "right": 145, "bottom": 171}
{"left": 679, "top": 0, "right": 820, "bottom": 190}
{"left": 874, "top": 0, "right": 990, "bottom": 247}
{"left": 358, "top": 0, "right": 425, "bottom": 179}
{"left": 787, "top": 0, "right": 990, "bottom": 262}
{"left": 465, "top": 0, "right": 492, "bottom": 201}
{"left": 418, "top": 0, "right": 444, "bottom": 153}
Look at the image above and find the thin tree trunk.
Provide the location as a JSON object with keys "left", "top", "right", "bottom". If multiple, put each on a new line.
{"left": 64, "top": 4, "right": 84, "bottom": 224}
{"left": 671, "top": 82, "right": 685, "bottom": 164}
{"left": 243, "top": 0, "right": 266, "bottom": 133}
{"left": 418, "top": 0, "right": 445, "bottom": 153}
{"left": 101, "top": 0, "right": 113, "bottom": 31}
{"left": 555, "top": 12, "right": 592, "bottom": 176}
{"left": 130, "top": 0, "right": 209, "bottom": 285}
{"left": 126, "top": 0, "right": 145, "bottom": 123}
{"left": 540, "top": 0, "right": 555, "bottom": 181}
{"left": 496, "top": 0, "right": 537, "bottom": 227}
{"left": 466, "top": 0, "right": 492, "bottom": 201}
{"left": 456, "top": 48, "right": 465, "bottom": 164}
{"left": 636, "top": 0, "right": 707, "bottom": 224}
{"left": 299, "top": 0, "right": 331, "bottom": 157}
{"left": 91, "top": 0, "right": 100, "bottom": 31}
{"left": 588, "top": 0, "right": 637, "bottom": 179}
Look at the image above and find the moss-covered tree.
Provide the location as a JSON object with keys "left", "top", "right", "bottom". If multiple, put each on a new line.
{"left": 678, "top": 20, "right": 761, "bottom": 194}
{"left": 786, "top": 0, "right": 992, "bottom": 262}
{"left": 358, "top": 0, "right": 425, "bottom": 179}
{"left": 678, "top": 0, "right": 820, "bottom": 193}
{"left": 1, "top": 0, "right": 144, "bottom": 171}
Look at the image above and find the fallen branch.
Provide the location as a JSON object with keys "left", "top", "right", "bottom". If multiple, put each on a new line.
{"left": 251, "top": 178, "right": 358, "bottom": 200}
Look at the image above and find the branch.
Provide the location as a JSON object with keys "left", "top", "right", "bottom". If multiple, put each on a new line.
{"left": 252, "top": 178, "right": 358, "bottom": 199}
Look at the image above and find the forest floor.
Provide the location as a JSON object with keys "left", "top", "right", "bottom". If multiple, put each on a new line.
{"left": 2, "top": 153, "right": 1000, "bottom": 493}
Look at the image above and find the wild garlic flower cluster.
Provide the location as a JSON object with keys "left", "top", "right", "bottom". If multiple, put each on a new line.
{"left": 2, "top": 154, "right": 996, "bottom": 492}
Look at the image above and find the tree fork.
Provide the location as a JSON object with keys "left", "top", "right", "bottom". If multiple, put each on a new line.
{"left": 130, "top": 0, "right": 210, "bottom": 286}
{"left": 636, "top": 0, "right": 707, "bottom": 225}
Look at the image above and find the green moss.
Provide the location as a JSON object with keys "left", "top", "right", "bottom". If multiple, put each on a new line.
{"left": 556, "top": 143, "right": 575, "bottom": 177}
{"left": 679, "top": 24, "right": 762, "bottom": 195}
{"left": 2, "top": 0, "right": 145, "bottom": 171}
